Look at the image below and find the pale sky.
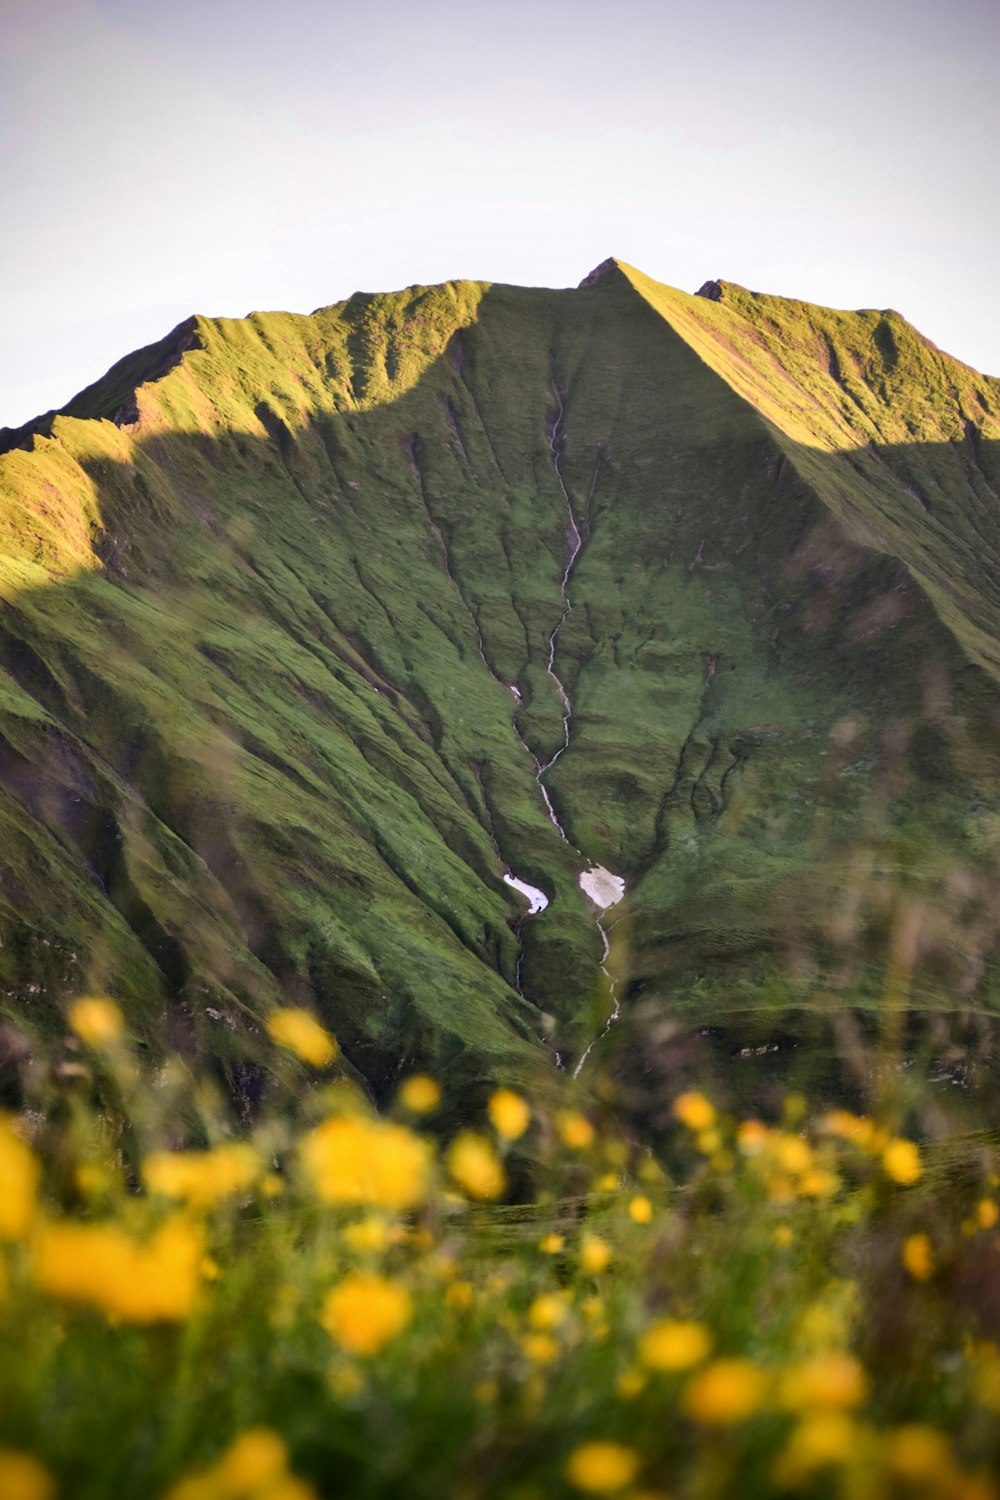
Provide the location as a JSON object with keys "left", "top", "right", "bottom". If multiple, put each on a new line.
{"left": 2, "top": 0, "right": 998, "bottom": 427}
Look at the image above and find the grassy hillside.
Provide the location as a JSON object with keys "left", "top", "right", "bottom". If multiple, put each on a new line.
{"left": 2, "top": 264, "right": 1000, "bottom": 1109}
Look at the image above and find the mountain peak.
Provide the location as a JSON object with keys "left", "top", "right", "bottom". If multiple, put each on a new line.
{"left": 577, "top": 257, "right": 631, "bottom": 289}
{"left": 695, "top": 279, "right": 724, "bottom": 302}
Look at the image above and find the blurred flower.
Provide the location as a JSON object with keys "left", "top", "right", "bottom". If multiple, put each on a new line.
{"left": 628, "top": 1196, "right": 652, "bottom": 1225}
{"left": 772, "top": 1412, "right": 859, "bottom": 1486}
{"left": 902, "top": 1233, "right": 934, "bottom": 1281}
{"left": 539, "top": 1233, "right": 565, "bottom": 1254}
{"left": 0, "top": 1117, "right": 38, "bottom": 1241}
{"left": 884, "top": 1426, "right": 955, "bottom": 1484}
{"left": 683, "top": 1358, "right": 768, "bottom": 1425}
{"left": 565, "top": 1441, "right": 639, "bottom": 1493}
{"left": 163, "top": 1426, "right": 318, "bottom": 1500}
{"left": 522, "top": 1332, "right": 559, "bottom": 1365}
{"left": 672, "top": 1092, "right": 715, "bottom": 1131}
{"left": 343, "top": 1217, "right": 391, "bottom": 1254}
{"left": 301, "top": 1116, "right": 430, "bottom": 1210}
{"left": 978, "top": 1199, "right": 999, "bottom": 1230}
{"left": 397, "top": 1075, "right": 441, "bottom": 1114}
{"left": 528, "top": 1292, "right": 569, "bottom": 1330}
{"left": 580, "top": 1234, "right": 612, "bottom": 1274}
{"left": 558, "top": 1112, "right": 596, "bottom": 1150}
{"left": 0, "top": 1450, "right": 55, "bottom": 1500}
{"left": 638, "top": 1319, "right": 710, "bottom": 1372}
{"left": 67, "top": 997, "right": 123, "bottom": 1047}
{"left": 320, "top": 1273, "right": 411, "bottom": 1356}
{"left": 446, "top": 1132, "right": 505, "bottom": 1201}
{"left": 779, "top": 1353, "right": 867, "bottom": 1410}
{"left": 143, "top": 1144, "right": 260, "bottom": 1209}
{"left": 266, "top": 1008, "right": 337, "bottom": 1068}
{"left": 32, "top": 1217, "right": 203, "bottom": 1322}
{"left": 737, "top": 1119, "right": 769, "bottom": 1156}
{"left": 883, "top": 1139, "right": 921, "bottom": 1185}
{"left": 488, "top": 1089, "right": 530, "bottom": 1140}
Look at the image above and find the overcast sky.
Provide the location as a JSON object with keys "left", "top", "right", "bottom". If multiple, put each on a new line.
{"left": 2, "top": 0, "right": 998, "bottom": 427}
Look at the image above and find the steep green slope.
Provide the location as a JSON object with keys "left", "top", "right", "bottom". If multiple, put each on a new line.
{"left": 1, "top": 263, "right": 1000, "bottom": 1108}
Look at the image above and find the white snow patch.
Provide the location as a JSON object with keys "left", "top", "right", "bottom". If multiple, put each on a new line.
{"left": 504, "top": 872, "right": 549, "bottom": 915}
{"left": 578, "top": 866, "right": 625, "bottom": 909}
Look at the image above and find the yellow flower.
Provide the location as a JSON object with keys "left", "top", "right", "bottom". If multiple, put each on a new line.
{"left": 737, "top": 1119, "right": 769, "bottom": 1156}
{"left": 266, "top": 1008, "right": 338, "bottom": 1067}
{"left": 143, "top": 1143, "right": 260, "bottom": 1208}
{"left": 672, "top": 1091, "right": 715, "bottom": 1131}
{"left": 978, "top": 1199, "right": 999, "bottom": 1230}
{"left": 799, "top": 1168, "right": 840, "bottom": 1199}
{"left": 0, "top": 1450, "right": 55, "bottom": 1500}
{"left": 773, "top": 1226, "right": 794, "bottom": 1248}
{"left": 557, "top": 1111, "right": 596, "bottom": 1150}
{"left": 522, "top": 1332, "right": 559, "bottom": 1365}
{"left": 396, "top": 1075, "right": 441, "bottom": 1114}
{"left": 488, "top": 1088, "right": 531, "bottom": 1140}
{"left": 821, "top": 1110, "right": 876, "bottom": 1150}
{"left": 320, "top": 1272, "right": 411, "bottom": 1356}
{"left": 638, "top": 1319, "right": 711, "bottom": 1372}
{"left": 528, "top": 1292, "right": 569, "bottom": 1330}
{"left": 343, "top": 1217, "right": 390, "bottom": 1254}
{"left": 902, "top": 1233, "right": 934, "bottom": 1281}
{"left": 445, "top": 1280, "right": 474, "bottom": 1310}
{"left": 883, "top": 1138, "right": 921, "bottom": 1185}
{"left": 683, "top": 1358, "right": 768, "bottom": 1425}
{"left": 779, "top": 1353, "right": 867, "bottom": 1410}
{"left": 581, "top": 1234, "right": 612, "bottom": 1274}
{"left": 0, "top": 1117, "right": 38, "bottom": 1242}
{"left": 773, "top": 1133, "right": 812, "bottom": 1174}
{"left": 628, "top": 1196, "right": 653, "bottom": 1225}
{"left": 446, "top": 1132, "right": 505, "bottom": 1201}
{"left": 301, "top": 1115, "right": 430, "bottom": 1210}
{"left": 216, "top": 1428, "right": 288, "bottom": 1492}
{"left": 565, "top": 1441, "right": 640, "bottom": 1493}
{"left": 32, "top": 1216, "right": 203, "bottom": 1322}
{"left": 616, "top": 1368, "right": 646, "bottom": 1398}
{"left": 67, "top": 996, "right": 123, "bottom": 1047}
{"left": 162, "top": 1426, "right": 318, "bottom": 1500}
{"left": 772, "top": 1412, "right": 859, "bottom": 1485}
{"left": 884, "top": 1425, "right": 955, "bottom": 1483}
{"left": 539, "top": 1233, "right": 565, "bottom": 1254}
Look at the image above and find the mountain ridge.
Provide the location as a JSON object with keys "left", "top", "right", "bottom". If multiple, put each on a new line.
{"left": 1, "top": 264, "right": 1000, "bottom": 1114}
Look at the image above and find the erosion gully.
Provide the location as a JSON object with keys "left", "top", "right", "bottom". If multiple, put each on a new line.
{"left": 500, "top": 386, "right": 626, "bottom": 1077}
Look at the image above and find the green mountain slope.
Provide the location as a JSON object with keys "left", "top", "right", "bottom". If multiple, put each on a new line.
{"left": 1, "top": 262, "right": 999, "bottom": 1107}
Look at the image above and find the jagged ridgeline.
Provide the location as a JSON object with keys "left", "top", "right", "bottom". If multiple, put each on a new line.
{"left": 2, "top": 259, "right": 1000, "bottom": 1108}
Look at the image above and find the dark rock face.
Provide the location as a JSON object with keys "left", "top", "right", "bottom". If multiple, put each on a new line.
{"left": 695, "top": 279, "right": 724, "bottom": 301}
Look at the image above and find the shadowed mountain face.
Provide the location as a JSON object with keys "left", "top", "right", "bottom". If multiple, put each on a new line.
{"left": 2, "top": 261, "right": 1000, "bottom": 1113}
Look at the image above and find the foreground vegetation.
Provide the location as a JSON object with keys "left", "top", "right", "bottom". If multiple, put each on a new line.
{"left": 1, "top": 998, "right": 999, "bottom": 1499}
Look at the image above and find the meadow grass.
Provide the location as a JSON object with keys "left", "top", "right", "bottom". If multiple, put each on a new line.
{"left": 1, "top": 997, "right": 999, "bottom": 1499}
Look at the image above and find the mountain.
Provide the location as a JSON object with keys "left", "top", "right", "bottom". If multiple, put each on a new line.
{"left": 2, "top": 259, "right": 1000, "bottom": 1113}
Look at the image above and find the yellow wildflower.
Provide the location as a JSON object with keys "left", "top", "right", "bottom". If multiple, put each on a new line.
{"left": 528, "top": 1292, "right": 569, "bottom": 1330}
{"left": 978, "top": 1199, "right": 999, "bottom": 1230}
{"left": 320, "top": 1272, "right": 411, "bottom": 1356}
{"left": 301, "top": 1115, "right": 430, "bottom": 1210}
{"left": 522, "top": 1332, "right": 559, "bottom": 1365}
{"left": 445, "top": 1280, "right": 473, "bottom": 1310}
{"left": 683, "top": 1358, "right": 768, "bottom": 1425}
{"left": 799, "top": 1168, "right": 840, "bottom": 1199}
{"left": 32, "top": 1216, "right": 203, "bottom": 1322}
{"left": 902, "top": 1233, "right": 934, "bottom": 1281}
{"left": 883, "top": 1138, "right": 921, "bottom": 1185}
{"left": 628, "top": 1195, "right": 653, "bottom": 1225}
{"left": 0, "top": 1450, "right": 54, "bottom": 1500}
{"left": 0, "top": 1117, "right": 38, "bottom": 1241}
{"left": 821, "top": 1110, "right": 875, "bottom": 1150}
{"left": 558, "top": 1111, "right": 596, "bottom": 1150}
{"left": 581, "top": 1234, "right": 612, "bottom": 1274}
{"left": 67, "top": 996, "right": 123, "bottom": 1047}
{"left": 672, "top": 1091, "right": 715, "bottom": 1131}
{"left": 616, "top": 1368, "right": 646, "bottom": 1398}
{"left": 216, "top": 1428, "right": 288, "bottom": 1492}
{"left": 446, "top": 1132, "right": 505, "bottom": 1201}
{"left": 884, "top": 1425, "right": 955, "bottom": 1484}
{"left": 396, "top": 1075, "right": 441, "bottom": 1114}
{"left": 773, "top": 1226, "right": 794, "bottom": 1248}
{"left": 773, "top": 1134, "right": 812, "bottom": 1174}
{"left": 772, "top": 1412, "right": 859, "bottom": 1485}
{"left": 343, "top": 1217, "right": 391, "bottom": 1254}
{"left": 779, "top": 1352, "right": 867, "bottom": 1410}
{"left": 266, "top": 1008, "right": 337, "bottom": 1067}
{"left": 638, "top": 1319, "right": 711, "bottom": 1372}
{"left": 737, "top": 1119, "right": 769, "bottom": 1156}
{"left": 488, "top": 1088, "right": 530, "bottom": 1140}
{"left": 565, "top": 1441, "right": 640, "bottom": 1493}
{"left": 143, "top": 1143, "right": 259, "bottom": 1208}
{"left": 539, "top": 1233, "right": 565, "bottom": 1254}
